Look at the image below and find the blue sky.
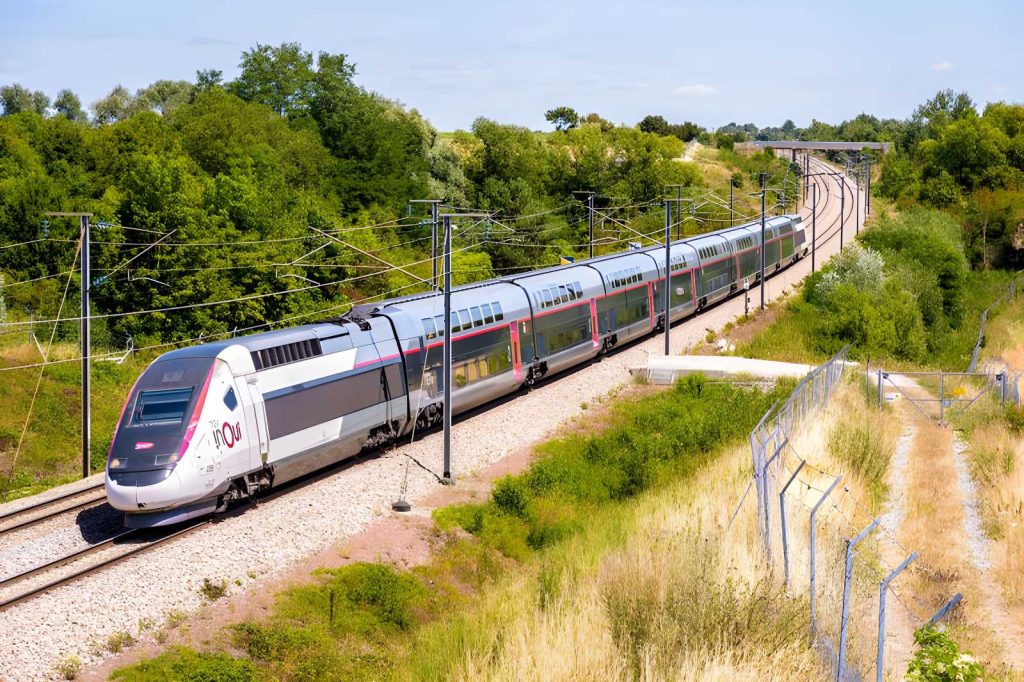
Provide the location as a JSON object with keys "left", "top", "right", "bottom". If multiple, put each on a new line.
{"left": 1, "top": 0, "right": 1021, "bottom": 131}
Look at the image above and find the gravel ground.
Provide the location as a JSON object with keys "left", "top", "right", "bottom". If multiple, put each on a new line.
{"left": 878, "top": 424, "right": 916, "bottom": 536}
{"left": 0, "top": 169, "right": 856, "bottom": 681}
{"left": 951, "top": 433, "right": 992, "bottom": 572}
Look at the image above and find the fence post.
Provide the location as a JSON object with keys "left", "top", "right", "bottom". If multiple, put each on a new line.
{"left": 761, "top": 437, "right": 788, "bottom": 563}
{"left": 877, "top": 369, "right": 883, "bottom": 408}
{"left": 780, "top": 460, "right": 807, "bottom": 591}
{"left": 928, "top": 593, "right": 963, "bottom": 626}
{"left": 1000, "top": 372, "right": 1007, "bottom": 406}
{"left": 751, "top": 402, "right": 777, "bottom": 553}
{"left": 838, "top": 520, "right": 878, "bottom": 681}
{"left": 939, "top": 371, "right": 945, "bottom": 425}
{"left": 877, "top": 552, "right": 917, "bottom": 682}
{"left": 809, "top": 475, "right": 844, "bottom": 644}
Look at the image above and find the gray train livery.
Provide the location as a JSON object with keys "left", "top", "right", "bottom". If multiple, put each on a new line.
{"left": 106, "top": 214, "right": 806, "bottom": 527}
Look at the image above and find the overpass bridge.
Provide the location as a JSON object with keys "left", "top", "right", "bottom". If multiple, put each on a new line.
{"left": 747, "top": 140, "right": 890, "bottom": 154}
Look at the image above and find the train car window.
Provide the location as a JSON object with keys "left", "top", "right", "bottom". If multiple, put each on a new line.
{"left": 573, "top": 281, "right": 582, "bottom": 298}
{"left": 223, "top": 387, "right": 238, "bottom": 411}
{"left": 434, "top": 315, "right": 445, "bottom": 337}
{"left": 132, "top": 387, "right": 194, "bottom": 426}
{"left": 481, "top": 303, "right": 494, "bottom": 324}
{"left": 542, "top": 288, "right": 553, "bottom": 307}
{"left": 493, "top": 301, "right": 504, "bottom": 321}
{"left": 422, "top": 317, "right": 437, "bottom": 340}
{"left": 555, "top": 285, "right": 567, "bottom": 303}
{"left": 470, "top": 306, "right": 483, "bottom": 327}
{"left": 449, "top": 312, "right": 460, "bottom": 333}
{"left": 458, "top": 309, "right": 471, "bottom": 331}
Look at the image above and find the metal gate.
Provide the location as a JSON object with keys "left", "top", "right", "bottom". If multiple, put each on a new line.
{"left": 874, "top": 369, "right": 1012, "bottom": 425}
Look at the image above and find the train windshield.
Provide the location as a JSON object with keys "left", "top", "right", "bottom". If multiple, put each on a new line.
{"left": 131, "top": 388, "right": 194, "bottom": 426}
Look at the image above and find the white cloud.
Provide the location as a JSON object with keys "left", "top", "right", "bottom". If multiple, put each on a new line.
{"left": 675, "top": 84, "right": 718, "bottom": 96}
{"left": 931, "top": 61, "right": 954, "bottom": 72}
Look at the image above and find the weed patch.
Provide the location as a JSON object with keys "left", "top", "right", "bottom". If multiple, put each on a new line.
{"left": 110, "top": 647, "right": 255, "bottom": 681}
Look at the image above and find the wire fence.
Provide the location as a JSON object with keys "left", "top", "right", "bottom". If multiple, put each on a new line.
{"left": 748, "top": 348, "right": 962, "bottom": 681}
{"left": 967, "top": 276, "right": 1020, "bottom": 373}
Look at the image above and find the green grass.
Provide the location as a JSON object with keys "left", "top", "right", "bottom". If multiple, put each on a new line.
{"left": 110, "top": 647, "right": 255, "bottom": 681}
{"left": 111, "top": 375, "right": 792, "bottom": 681}
{"left": 0, "top": 334, "right": 145, "bottom": 501}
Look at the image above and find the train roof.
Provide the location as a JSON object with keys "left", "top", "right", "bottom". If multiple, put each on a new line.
{"left": 157, "top": 323, "right": 346, "bottom": 360}
{"left": 351, "top": 213, "right": 802, "bottom": 316}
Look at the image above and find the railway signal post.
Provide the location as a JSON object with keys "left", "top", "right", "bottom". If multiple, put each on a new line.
{"left": 571, "top": 191, "right": 596, "bottom": 259}
{"left": 811, "top": 183, "right": 818, "bottom": 273}
{"left": 865, "top": 158, "right": 871, "bottom": 215}
{"left": 437, "top": 212, "right": 488, "bottom": 485}
{"left": 839, "top": 173, "right": 846, "bottom": 252}
{"left": 441, "top": 214, "right": 455, "bottom": 485}
{"left": 664, "top": 199, "right": 672, "bottom": 355}
{"left": 855, "top": 166, "right": 861, "bottom": 235}
{"left": 45, "top": 212, "right": 92, "bottom": 479}
{"left": 409, "top": 199, "right": 442, "bottom": 290}
{"left": 729, "top": 180, "right": 734, "bottom": 226}
{"left": 760, "top": 172, "right": 767, "bottom": 310}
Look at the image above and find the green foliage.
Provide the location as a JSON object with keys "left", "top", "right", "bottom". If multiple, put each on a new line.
{"left": 906, "top": 625, "right": 984, "bottom": 681}
{"left": 436, "top": 377, "right": 789, "bottom": 560}
{"left": 111, "top": 647, "right": 255, "bottom": 681}
{"left": 544, "top": 106, "right": 579, "bottom": 131}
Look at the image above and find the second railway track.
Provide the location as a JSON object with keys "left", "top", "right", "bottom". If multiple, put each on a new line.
{"left": 0, "top": 482, "right": 107, "bottom": 538}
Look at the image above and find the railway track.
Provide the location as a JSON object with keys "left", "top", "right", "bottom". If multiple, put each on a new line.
{"left": 0, "top": 447, "right": 388, "bottom": 612}
{"left": 0, "top": 482, "right": 107, "bottom": 538}
{"left": 0, "top": 522, "right": 207, "bottom": 612}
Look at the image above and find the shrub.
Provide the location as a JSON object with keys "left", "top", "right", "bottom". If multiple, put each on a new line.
{"left": 55, "top": 654, "right": 81, "bottom": 680}
{"left": 200, "top": 577, "right": 228, "bottom": 601}
{"left": 105, "top": 631, "right": 134, "bottom": 654}
{"left": 491, "top": 475, "right": 530, "bottom": 517}
{"left": 906, "top": 625, "right": 984, "bottom": 681}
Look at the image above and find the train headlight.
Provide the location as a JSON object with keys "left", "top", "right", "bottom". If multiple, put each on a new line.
{"left": 154, "top": 453, "right": 179, "bottom": 465}
{"left": 109, "top": 458, "right": 126, "bottom": 469}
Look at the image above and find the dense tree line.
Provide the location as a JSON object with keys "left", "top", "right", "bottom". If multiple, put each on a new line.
{"left": 3, "top": 43, "right": 780, "bottom": 347}
{"left": 712, "top": 92, "right": 1024, "bottom": 271}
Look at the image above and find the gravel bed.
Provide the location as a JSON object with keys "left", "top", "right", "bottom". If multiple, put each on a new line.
{"left": 0, "top": 174, "right": 854, "bottom": 681}
{"left": 951, "top": 432, "right": 992, "bottom": 572}
{"left": 0, "top": 505, "right": 122, "bottom": 579}
{"left": 878, "top": 424, "right": 916, "bottom": 535}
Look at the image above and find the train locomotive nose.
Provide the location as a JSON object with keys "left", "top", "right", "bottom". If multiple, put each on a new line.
{"left": 104, "top": 475, "right": 137, "bottom": 511}
{"left": 104, "top": 468, "right": 182, "bottom": 512}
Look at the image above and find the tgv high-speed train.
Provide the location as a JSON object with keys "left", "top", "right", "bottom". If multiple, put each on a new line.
{"left": 106, "top": 214, "right": 807, "bottom": 527}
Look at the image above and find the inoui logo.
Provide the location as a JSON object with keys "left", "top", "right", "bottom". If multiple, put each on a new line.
{"left": 214, "top": 422, "right": 242, "bottom": 448}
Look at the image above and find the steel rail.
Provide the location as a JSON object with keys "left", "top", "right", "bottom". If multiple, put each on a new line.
{"left": 0, "top": 482, "right": 104, "bottom": 523}
{"left": 0, "top": 522, "right": 208, "bottom": 612}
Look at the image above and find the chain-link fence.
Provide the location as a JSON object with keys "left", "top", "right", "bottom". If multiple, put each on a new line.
{"left": 748, "top": 348, "right": 962, "bottom": 681}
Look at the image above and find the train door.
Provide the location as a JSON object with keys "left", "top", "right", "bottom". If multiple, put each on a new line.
{"left": 246, "top": 379, "right": 269, "bottom": 466}
{"left": 510, "top": 323, "right": 523, "bottom": 382}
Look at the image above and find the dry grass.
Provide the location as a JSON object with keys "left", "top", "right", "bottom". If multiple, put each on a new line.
{"left": 443, "top": 377, "right": 912, "bottom": 681}
{"left": 898, "top": 383, "right": 1021, "bottom": 675}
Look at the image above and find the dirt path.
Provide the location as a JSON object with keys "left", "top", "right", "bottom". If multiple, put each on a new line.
{"left": 891, "top": 375, "right": 1024, "bottom": 675}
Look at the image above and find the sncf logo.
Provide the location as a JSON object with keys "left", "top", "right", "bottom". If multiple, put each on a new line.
{"left": 213, "top": 422, "right": 243, "bottom": 449}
